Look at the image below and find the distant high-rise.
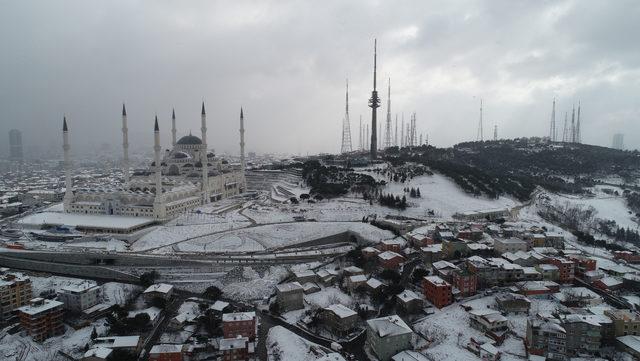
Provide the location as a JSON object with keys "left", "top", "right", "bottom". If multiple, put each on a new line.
{"left": 612, "top": 133, "right": 624, "bottom": 150}
{"left": 8, "top": 129, "right": 23, "bottom": 161}
{"left": 368, "top": 39, "right": 380, "bottom": 159}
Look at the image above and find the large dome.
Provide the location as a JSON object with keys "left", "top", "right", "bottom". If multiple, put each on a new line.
{"left": 177, "top": 135, "right": 202, "bottom": 145}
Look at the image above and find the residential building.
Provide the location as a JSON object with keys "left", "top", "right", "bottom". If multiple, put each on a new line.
{"left": 515, "top": 280, "right": 560, "bottom": 297}
{"left": 566, "top": 255, "right": 596, "bottom": 278}
{"left": 593, "top": 276, "right": 623, "bottom": 291}
{"left": 378, "top": 238, "right": 407, "bottom": 252}
{"left": 604, "top": 309, "right": 640, "bottom": 337}
{"left": 395, "top": 290, "right": 423, "bottom": 314}
{"left": 526, "top": 316, "right": 566, "bottom": 360}
{"left": 431, "top": 260, "right": 459, "bottom": 281}
{"left": 344, "top": 266, "right": 364, "bottom": 277}
{"left": 17, "top": 298, "right": 64, "bottom": 342}
{"left": 143, "top": 283, "right": 174, "bottom": 302}
{"left": 495, "top": 293, "right": 531, "bottom": 314}
{"left": 0, "top": 271, "right": 32, "bottom": 323}
{"left": 366, "top": 315, "right": 413, "bottom": 361}
{"left": 535, "top": 264, "right": 559, "bottom": 281}
{"left": 451, "top": 269, "right": 477, "bottom": 297}
{"left": 82, "top": 347, "right": 113, "bottom": 361}
{"left": 321, "top": 304, "right": 359, "bottom": 336}
{"left": 292, "top": 269, "right": 317, "bottom": 284}
{"left": 562, "top": 314, "right": 604, "bottom": 356}
{"left": 377, "top": 251, "right": 405, "bottom": 270}
{"left": 92, "top": 336, "right": 142, "bottom": 353}
{"left": 468, "top": 309, "right": 508, "bottom": 334}
{"left": 220, "top": 336, "right": 250, "bottom": 361}
{"left": 149, "top": 344, "right": 184, "bottom": 361}
{"left": 613, "top": 251, "right": 640, "bottom": 264}
{"left": 345, "top": 274, "right": 367, "bottom": 291}
{"left": 422, "top": 276, "right": 452, "bottom": 309}
{"left": 275, "top": 282, "right": 304, "bottom": 312}
{"left": 442, "top": 238, "right": 469, "bottom": 258}
{"left": 222, "top": 312, "right": 257, "bottom": 341}
{"left": 419, "top": 244, "right": 442, "bottom": 264}
{"left": 57, "top": 281, "right": 101, "bottom": 312}
{"left": 494, "top": 238, "right": 528, "bottom": 254}
{"left": 547, "top": 258, "right": 574, "bottom": 283}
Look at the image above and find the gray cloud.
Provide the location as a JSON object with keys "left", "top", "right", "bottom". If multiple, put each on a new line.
{"left": 1, "top": 0, "right": 639, "bottom": 157}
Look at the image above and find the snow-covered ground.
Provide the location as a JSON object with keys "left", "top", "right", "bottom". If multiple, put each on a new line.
{"left": 151, "top": 222, "right": 393, "bottom": 254}
{"left": 266, "top": 326, "right": 341, "bottom": 361}
{"left": 29, "top": 274, "right": 140, "bottom": 306}
{"left": 221, "top": 266, "right": 290, "bottom": 301}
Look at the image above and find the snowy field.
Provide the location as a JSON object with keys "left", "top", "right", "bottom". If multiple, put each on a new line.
{"left": 150, "top": 222, "right": 393, "bottom": 254}
{"left": 358, "top": 171, "right": 520, "bottom": 218}
{"left": 29, "top": 274, "right": 141, "bottom": 305}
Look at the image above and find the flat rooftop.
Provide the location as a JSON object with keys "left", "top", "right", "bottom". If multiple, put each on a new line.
{"left": 18, "top": 211, "right": 154, "bottom": 230}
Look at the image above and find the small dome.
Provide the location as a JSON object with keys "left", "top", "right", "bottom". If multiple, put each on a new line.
{"left": 177, "top": 135, "right": 202, "bottom": 145}
{"left": 172, "top": 151, "right": 190, "bottom": 159}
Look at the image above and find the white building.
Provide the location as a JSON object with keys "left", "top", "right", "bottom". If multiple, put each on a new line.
{"left": 61, "top": 104, "right": 247, "bottom": 221}
{"left": 494, "top": 238, "right": 528, "bottom": 254}
{"left": 57, "top": 281, "right": 101, "bottom": 312}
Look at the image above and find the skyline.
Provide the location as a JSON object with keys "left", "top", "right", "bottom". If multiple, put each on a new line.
{"left": 1, "top": 0, "right": 639, "bottom": 156}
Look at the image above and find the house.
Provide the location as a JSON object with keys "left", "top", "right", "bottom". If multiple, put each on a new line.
{"left": 419, "top": 244, "right": 442, "bottom": 264}
{"left": 495, "top": 293, "right": 531, "bottom": 314}
{"left": 222, "top": 312, "right": 257, "bottom": 341}
{"left": 275, "top": 282, "right": 304, "bottom": 312}
{"left": 468, "top": 309, "right": 508, "bottom": 333}
{"left": 395, "top": 290, "right": 423, "bottom": 314}
{"left": 514, "top": 280, "right": 560, "bottom": 297}
{"left": 526, "top": 316, "right": 566, "bottom": 359}
{"left": 613, "top": 251, "right": 640, "bottom": 264}
{"left": 344, "top": 266, "right": 364, "bottom": 277}
{"left": 0, "top": 271, "right": 32, "bottom": 323}
{"left": 366, "top": 315, "right": 413, "bottom": 361}
{"left": 535, "top": 264, "right": 559, "bottom": 281}
{"left": 365, "top": 277, "right": 385, "bottom": 293}
{"left": 82, "top": 347, "right": 113, "bottom": 361}
{"left": 543, "top": 232, "right": 565, "bottom": 249}
{"left": 57, "top": 281, "right": 101, "bottom": 312}
{"left": 143, "top": 283, "right": 174, "bottom": 302}
{"left": 604, "top": 309, "right": 640, "bottom": 337}
{"left": 293, "top": 269, "right": 317, "bottom": 284}
{"left": 17, "top": 298, "right": 64, "bottom": 342}
{"left": 345, "top": 274, "right": 368, "bottom": 291}
{"left": 566, "top": 255, "right": 596, "bottom": 278}
{"left": 451, "top": 269, "right": 477, "bottom": 297}
{"left": 562, "top": 314, "right": 606, "bottom": 356}
{"left": 362, "top": 247, "right": 381, "bottom": 259}
{"left": 378, "top": 251, "right": 405, "bottom": 270}
{"left": 302, "top": 282, "right": 321, "bottom": 294}
{"left": 220, "top": 336, "right": 250, "bottom": 361}
{"left": 593, "top": 276, "right": 623, "bottom": 291}
{"left": 422, "top": 276, "right": 452, "bottom": 309}
{"left": 93, "top": 336, "right": 142, "bottom": 353}
{"left": 616, "top": 335, "right": 640, "bottom": 359}
{"left": 316, "top": 269, "right": 339, "bottom": 285}
{"left": 553, "top": 287, "right": 602, "bottom": 306}
{"left": 479, "top": 342, "right": 501, "bottom": 361}
{"left": 442, "top": 238, "right": 469, "bottom": 258}
{"left": 321, "top": 304, "right": 359, "bottom": 336}
{"left": 623, "top": 273, "right": 640, "bottom": 290}
{"left": 493, "top": 239, "right": 528, "bottom": 254}
{"left": 379, "top": 238, "right": 407, "bottom": 252}
{"left": 149, "top": 344, "right": 184, "bottom": 361}
{"left": 431, "top": 260, "right": 459, "bottom": 281}
{"left": 405, "top": 228, "right": 434, "bottom": 247}
{"left": 584, "top": 270, "right": 605, "bottom": 284}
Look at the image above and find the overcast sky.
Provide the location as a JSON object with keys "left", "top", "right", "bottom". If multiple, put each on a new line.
{"left": 1, "top": 0, "right": 639, "bottom": 157}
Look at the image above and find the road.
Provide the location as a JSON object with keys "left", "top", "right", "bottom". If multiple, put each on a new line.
{"left": 138, "top": 295, "right": 184, "bottom": 360}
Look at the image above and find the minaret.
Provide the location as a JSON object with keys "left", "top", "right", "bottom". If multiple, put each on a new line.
{"left": 549, "top": 98, "right": 556, "bottom": 142}
{"left": 368, "top": 39, "right": 380, "bottom": 159}
{"left": 171, "top": 108, "right": 177, "bottom": 147}
{"left": 62, "top": 116, "right": 73, "bottom": 212}
{"left": 239, "top": 107, "right": 246, "bottom": 181}
{"left": 152, "top": 116, "right": 165, "bottom": 219}
{"left": 201, "top": 102, "right": 209, "bottom": 203}
{"left": 400, "top": 113, "right": 404, "bottom": 148}
{"left": 121, "top": 104, "right": 130, "bottom": 186}
{"left": 562, "top": 112, "right": 568, "bottom": 143}
{"left": 358, "top": 116, "right": 362, "bottom": 151}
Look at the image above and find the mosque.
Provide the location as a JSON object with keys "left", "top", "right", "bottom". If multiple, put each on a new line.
{"left": 61, "top": 102, "right": 247, "bottom": 220}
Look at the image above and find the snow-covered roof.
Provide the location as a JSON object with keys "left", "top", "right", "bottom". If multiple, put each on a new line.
{"left": 222, "top": 311, "right": 256, "bottom": 322}
{"left": 366, "top": 315, "right": 413, "bottom": 338}
{"left": 324, "top": 304, "right": 357, "bottom": 319}
{"left": 219, "top": 336, "right": 249, "bottom": 350}
{"left": 366, "top": 277, "right": 383, "bottom": 289}
{"left": 423, "top": 275, "right": 450, "bottom": 286}
{"left": 599, "top": 276, "right": 623, "bottom": 287}
{"left": 480, "top": 342, "right": 499, "bottom": 355}
{"left": 617, "top": 335, "right": 640, "bottom": 352}
{"left": 60, "top": 280, "right": 99, "bottom": 294}
{"left": 18, "top": 211, "right": 154, "bottom": 230}
{"left": 432, "top": 260, "right": 457, "bottom": 270}
{"left": 17, "top": 298, "right": 63, "bottom": 315}
{"left": 84, "top": 347, "right": 112, "bottom": 359}
{"left": 94, "top": 335, "right": 140, "bottom": 348}
{"left": 276, "top": 282, "right": 303, "bottom": 293}
{"left": 143, "top": 283, "right": 174, "bottom": 294}
{"left": 349, "top": 274, "right": 367, "bottom": 283}
{"left": 210, "top": 300, "right": 229, "bottom": 312}
{"left": 396, "top": 290, "right": 421, "bottom": 303}
{"left": 378, "top": 250, "right": 404, "bottom": 260}
{"left": 150, "top": 344, "right": 183, "bottom": 354}
{"left": 392, "top": 350, "right": 430, "bottom": 361}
